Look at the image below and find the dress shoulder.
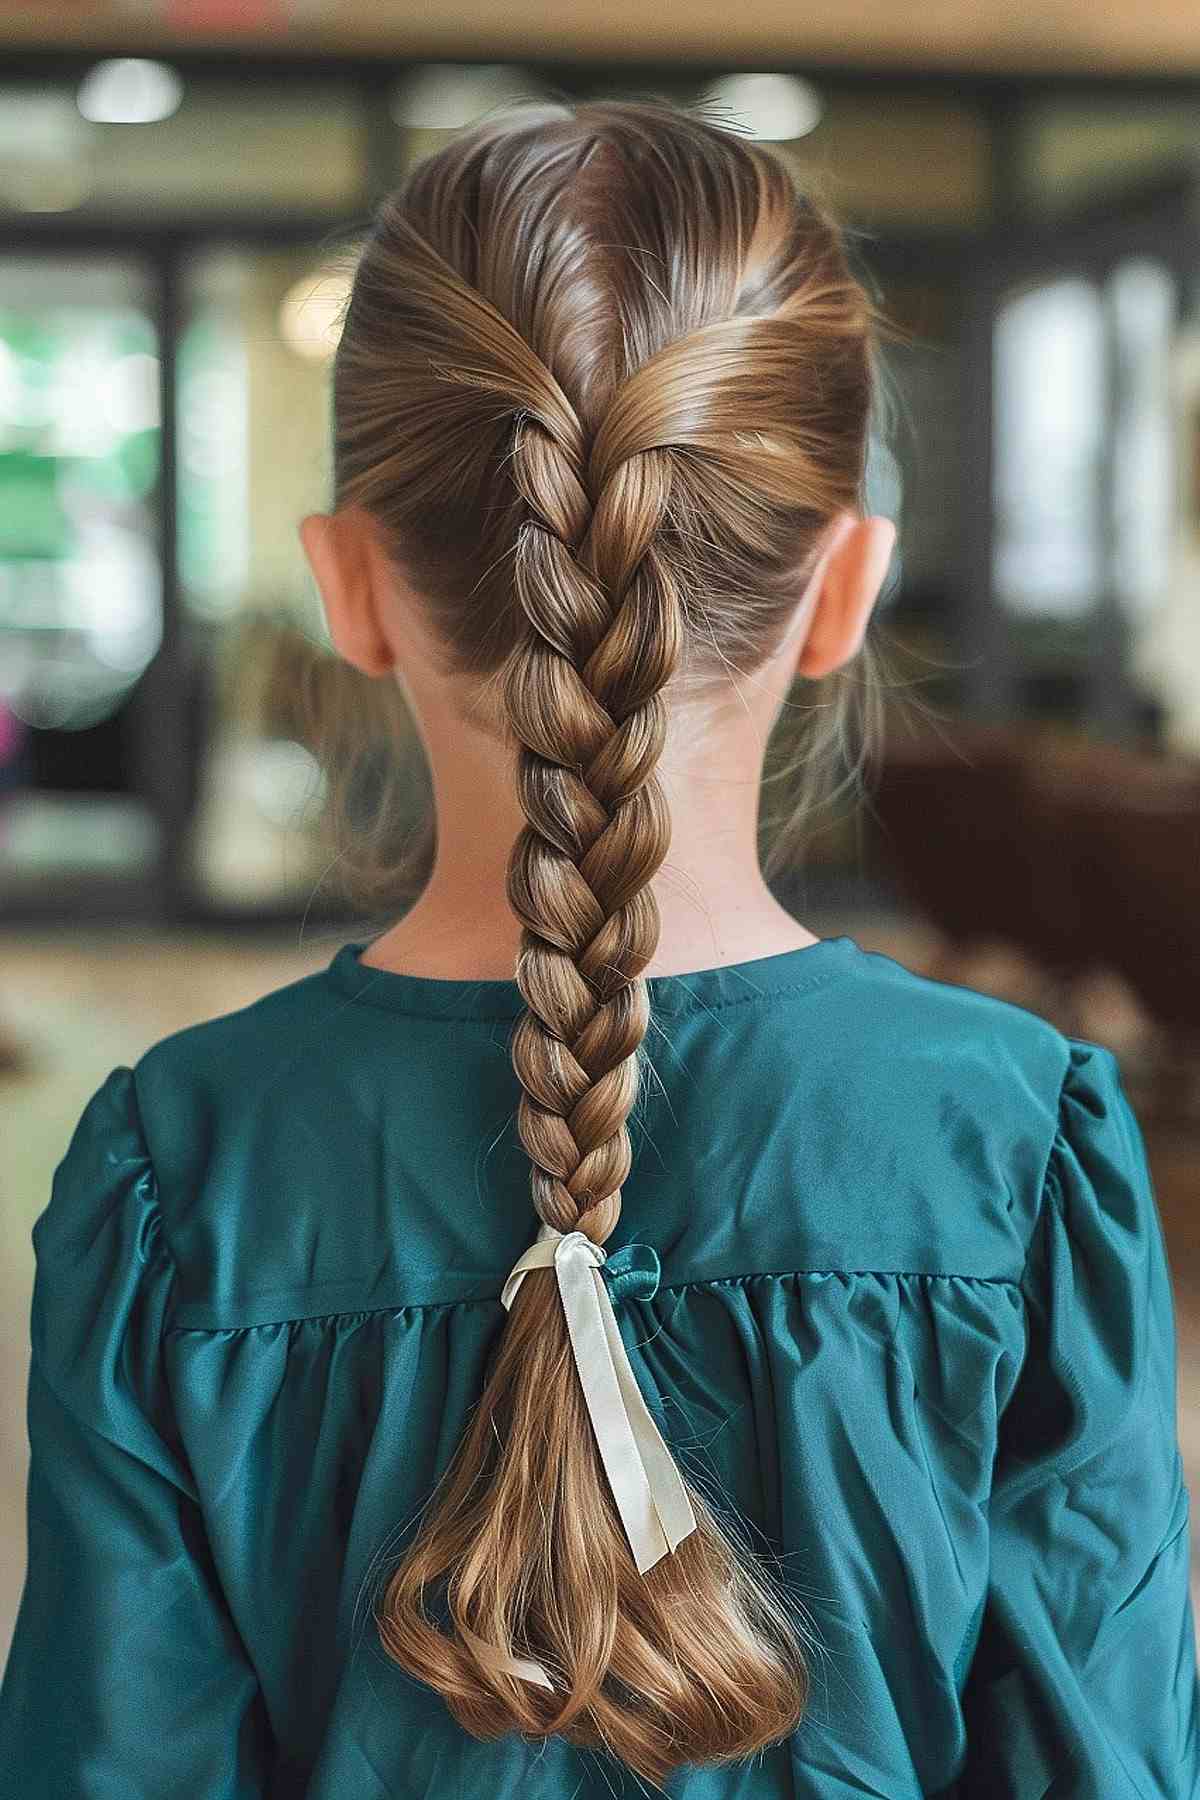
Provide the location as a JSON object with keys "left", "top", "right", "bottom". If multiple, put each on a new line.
{"left": 959, "top": 1034, "right": 1200, "bottom": 1789}
{"left": 30, "top": 1064, "right": 187, "bottom": 1488}
{"left": 1025, "top": 1035, "right": 1182, "bottom": 1476}
{"left": 2, "top": 1063, "right": 273, "bottom": 1790}
{"left": 1012, "top": 1033, "right": 1180, "bottom": 1485}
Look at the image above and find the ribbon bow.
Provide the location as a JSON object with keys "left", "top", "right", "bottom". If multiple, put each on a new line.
{"left": 462, "top": 1224, "right": 696, "bottom": 1693}
{"left": 600, "top": 1239, "right": 662, "bottom": 1303}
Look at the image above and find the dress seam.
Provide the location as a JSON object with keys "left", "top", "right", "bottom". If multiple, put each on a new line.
{"left": 164, "top": 1264, "right": 1023, "bottom": 1335}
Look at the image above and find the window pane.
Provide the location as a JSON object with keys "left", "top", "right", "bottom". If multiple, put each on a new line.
{"left": 179, "top": 243, "right": 340, "bottom": 910}
{"left": 992, "top": 276, "right": 1106, "bottom": 618}
{"left": 1020, "top": 98, "right": 1200, "bottom": 213}
{"left": 775, "top": 92, "right": 991, "bottom": 227}
{"left": 0, "top": 256, "right": 161, "bottom": 901}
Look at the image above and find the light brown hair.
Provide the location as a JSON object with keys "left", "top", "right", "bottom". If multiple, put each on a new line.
{"left": 318, "top": 94, "right": 896, "bottom": 1787}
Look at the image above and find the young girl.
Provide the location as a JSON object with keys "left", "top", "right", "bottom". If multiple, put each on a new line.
{"left": 2, "top": 97, "right": 1197, "bottom": 1798}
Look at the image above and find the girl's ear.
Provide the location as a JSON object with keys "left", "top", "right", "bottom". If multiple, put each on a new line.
{"left": 794, "top": 512, "right": 896, "bottom": 680}
{"left": 298, "top": 509, "right": 396, "bottom": 678}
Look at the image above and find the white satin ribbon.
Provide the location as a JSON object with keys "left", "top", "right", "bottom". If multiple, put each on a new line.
{"left": 461, "top": 1223, "right": 697, "bottom": 1693}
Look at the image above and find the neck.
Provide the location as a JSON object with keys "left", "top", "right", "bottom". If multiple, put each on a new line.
{"left": 360, "top": 708, "right": 820, "bottom": 980}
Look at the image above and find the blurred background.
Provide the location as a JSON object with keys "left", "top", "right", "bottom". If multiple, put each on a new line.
{"left": 2, "top": 0, "right": 1199, "bottom": 1666}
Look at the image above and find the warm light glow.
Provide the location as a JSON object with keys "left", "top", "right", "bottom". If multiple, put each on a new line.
{"left": 699, "top": 73, "right": 823, "bottom": 142}
{"left": 278, "top": 266, "right": 352, "bottom": 362}
{"left": 389, "top": 63, "right": 536, "bottom": 131}
{"left": 248, "top": 739, "right": 326, "bottom": 828}
{"left": 77, "top": 60, "right": 183, "bottom": 127}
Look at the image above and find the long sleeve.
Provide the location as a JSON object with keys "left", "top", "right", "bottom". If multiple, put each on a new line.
{"left": 0, "top": 1065, "right": 273, "bottom": 1797}
{"left": 960, "top": 1038, "right": 1200, "bottom": 1796}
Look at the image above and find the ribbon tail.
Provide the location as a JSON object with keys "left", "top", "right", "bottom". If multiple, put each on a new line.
{"left": 555, "top": 1243, "right": 698, "bottom": 1576}
{"left": 593, "top": 1280, "right": 699, "bottom": 1573}
{"left": 458, "top": 1620, "right": 555, "bottom": 1692}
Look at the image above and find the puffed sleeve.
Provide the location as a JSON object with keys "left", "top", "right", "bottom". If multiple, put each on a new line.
{"left": 960, "top": 1038, "right": 1200, "bottom": 1795}
{"left": 0, "top": 1065, "right": 273, "bottom": 1797}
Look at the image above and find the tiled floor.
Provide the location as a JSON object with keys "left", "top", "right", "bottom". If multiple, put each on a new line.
{"left": 2, "top": 916, "right": 1198, "bottom": 1675}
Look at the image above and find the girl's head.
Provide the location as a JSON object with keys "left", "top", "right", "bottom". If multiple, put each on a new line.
{"left": 300, "top": 95, "right": 895, "bottom": 1786}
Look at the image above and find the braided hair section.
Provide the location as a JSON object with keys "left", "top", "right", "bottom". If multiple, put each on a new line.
{"left": 505, "top": 396, "right": 681, "bottom": 1249}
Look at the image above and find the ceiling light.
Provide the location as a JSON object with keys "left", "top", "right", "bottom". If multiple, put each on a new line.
{"left": 77, "top": 59, "right": 183, "bottom": 126}
{"left": 700, "top": 73, "right": 823, "bottom": 142}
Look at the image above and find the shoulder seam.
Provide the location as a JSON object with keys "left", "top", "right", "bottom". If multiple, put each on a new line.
{"left": 1018, "top": 1034, "right": 1076, "bottom": 1292}
{"left": 1021, "top": 1034, "right": 1121, "bottom": 1288}
{"left": 126, "top": 1063, "right": 182, "bottom": 1279}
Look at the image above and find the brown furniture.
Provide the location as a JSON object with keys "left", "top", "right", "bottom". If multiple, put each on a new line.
{"left": 867, "top": 720, "right": 1200, "bottom": 1112}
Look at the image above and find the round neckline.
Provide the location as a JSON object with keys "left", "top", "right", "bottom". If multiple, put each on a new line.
{"left": 325, "top": 934, "right": 862, "bottom": 1021}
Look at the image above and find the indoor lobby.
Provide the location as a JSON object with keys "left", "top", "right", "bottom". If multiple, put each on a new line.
{"left": 3, "top": 0, "right": 1200, "bottom": 1743}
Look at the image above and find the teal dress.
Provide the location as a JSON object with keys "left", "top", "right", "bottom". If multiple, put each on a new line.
{"left": 2, "top": 935, "right": 1197, "bottom": 1797}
